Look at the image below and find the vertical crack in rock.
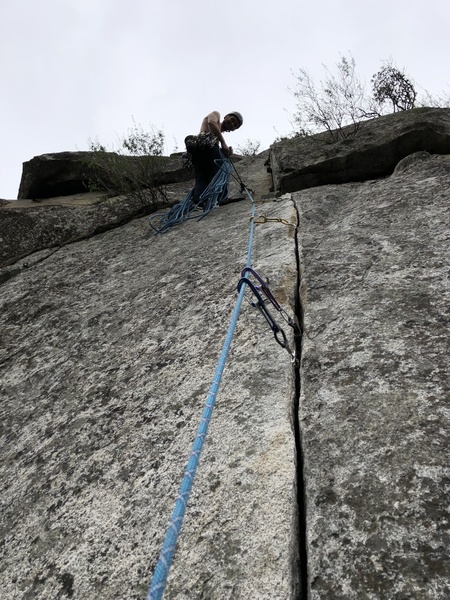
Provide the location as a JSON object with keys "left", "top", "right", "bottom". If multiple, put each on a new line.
{"left": 292, "top": 201, "right": 308, "bottom": 599}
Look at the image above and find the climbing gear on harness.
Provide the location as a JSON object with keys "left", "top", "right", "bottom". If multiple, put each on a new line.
{"left": 183, "top": 132, "right": 220, "bottom": 173}
{"left": 184, "top": 132, "right": 218, "bottom": 153}
{"left": 148, "top": 151, "right": 254, "bottom": 234}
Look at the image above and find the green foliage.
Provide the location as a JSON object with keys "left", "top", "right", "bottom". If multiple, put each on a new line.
{"left": 236, "top": 139, "right": 261, "bottom": 156}
{"left": 85, "top": 119, "right": 168, "bottom": 206}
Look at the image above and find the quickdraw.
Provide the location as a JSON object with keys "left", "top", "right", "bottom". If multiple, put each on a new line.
{"left": 251, "top": 215, "right": 296, "bottom": 228}
{"left": 237, "top": 268, "right": 301, "bottom": 363}
{"left": 241, "top": 267, "right": 302, "bottom": 336}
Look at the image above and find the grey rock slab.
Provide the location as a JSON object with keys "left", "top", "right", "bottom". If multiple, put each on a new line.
{"left": 295, "top": 153, "right": 450, "bottom": 599}
{"left": 227, "top": 152, "right": 273, "bottom": 201}
{"left": 18, "top": 152, "right": 191, "bottom": 200}
{"left": 270, "top": 107, "right": 450, "bottom": 194}
{"left": 0, "top": 150, "right": 272, "bottom": 270}
{"left": 0, "top": 196, "right": 300, "bottom": 598}
{"left": 0, "top": 183, "right": 191, "bottom": 268}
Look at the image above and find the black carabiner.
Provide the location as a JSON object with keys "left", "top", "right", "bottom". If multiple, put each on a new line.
{"left": 241, "top": 267, "right": 282, "bottom": 311}
{"left": 237, "top": 276, "right": 290, "bottom": 350}
{"left": 237, "top": 276, "right": 265, "bottom": 307}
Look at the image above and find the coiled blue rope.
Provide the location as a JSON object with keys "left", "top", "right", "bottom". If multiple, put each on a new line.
{"left": 148, "top": 156, "right": 232, "bottom": 234}
{"left": 147, "top": 185, "right": 255, "bottom": 600}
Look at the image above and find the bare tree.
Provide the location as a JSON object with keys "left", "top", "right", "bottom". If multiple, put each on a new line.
{"left": 291, "top": 53, "right": 377, "bottom": 141}
{"left": 290, "top": 54, "right": 450, "bottom": 141}
{"left": 417, "top": 87, "right": 450, "bottom": 108}
{"left": 236, "top": 139, "right": 261, "bottom": 156}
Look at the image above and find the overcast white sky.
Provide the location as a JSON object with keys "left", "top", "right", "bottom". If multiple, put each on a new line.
{"left": 1, "top": 0, "right": 449, "bottom": 199}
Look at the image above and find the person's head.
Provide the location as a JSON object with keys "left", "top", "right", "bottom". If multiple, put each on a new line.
{"left": 222, "top": 112, "right": 244, "bottom": 132}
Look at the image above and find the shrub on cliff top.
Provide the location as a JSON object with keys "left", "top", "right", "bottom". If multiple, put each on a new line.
{"left": 86, "top": 119, "right": 168, "bottom": 205}
{"left": 291, "top": 53, "right": 449, "bottom": 141}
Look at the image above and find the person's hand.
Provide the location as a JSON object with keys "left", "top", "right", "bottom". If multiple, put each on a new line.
{"left": 222, "top": 144, "right": 233, "bottom": 157}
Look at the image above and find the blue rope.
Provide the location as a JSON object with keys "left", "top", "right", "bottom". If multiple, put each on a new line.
{"left": 148, "top": 156, "right": 232, "bottom": 234}
{"left": 147, "top": 186, "right": 255, "bottom": 600}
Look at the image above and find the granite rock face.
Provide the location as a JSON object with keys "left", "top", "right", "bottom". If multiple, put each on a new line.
{"left": 269, "top": 107, "right": 450, "bottom": 193}
{"left": 1, "top": 156, "right": 300, "bottom": 599}
{"left": 0, "top": 182, "right": 190, "bottom": 270}
{"left": 2, "top": 150, "right": 253, "bottom": 270}
{"left": 1, "top": 110, "right": 449, "bottom": 599}
{"left": 18, "top": 152, "right": 190, "bottom": 200}
{"left": 296, "top": 152, "right": 450, "bottom": 599}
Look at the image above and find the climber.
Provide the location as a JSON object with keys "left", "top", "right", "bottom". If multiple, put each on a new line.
{"left": 184, "top": 111, "right": 243, "bottom": 206}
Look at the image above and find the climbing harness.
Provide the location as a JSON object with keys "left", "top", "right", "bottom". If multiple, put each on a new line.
{"left": 148, "top": 152, "right": 232, "bottom": 234}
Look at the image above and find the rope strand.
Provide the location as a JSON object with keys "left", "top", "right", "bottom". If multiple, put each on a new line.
{"left": 147, "top": 185, "right": 255, "bottom": 600}
{"left": 148, "top": 155, "right": 232, "bottom": 234}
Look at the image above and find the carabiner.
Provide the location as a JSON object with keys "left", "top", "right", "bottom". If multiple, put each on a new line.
{"left": 237, "top": 276, "right": 291, "bottom": 352}
{"left": 240, "top": 267, "right": 282, "bottom": 311}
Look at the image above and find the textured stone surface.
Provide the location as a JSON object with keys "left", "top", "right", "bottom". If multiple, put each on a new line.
{"left": 2, "top": 150, "right": 266, "bottom": 269}
{"left": 18, "top": 152, "right": 191, "bottom": 200}
{"left": 296, "top": 152, "right": 450, "bottom": 599}
{"left": 270, "top": 107, "right": 450, "bottom": 193}
{"left": 0, "top": 153, "right": 300, "bottom": 599}
{"left": 0, "top": 183, "right": 191, "bottom": 269}
{"left": 2, "top": 134, "right": 449, "bottom": 599}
